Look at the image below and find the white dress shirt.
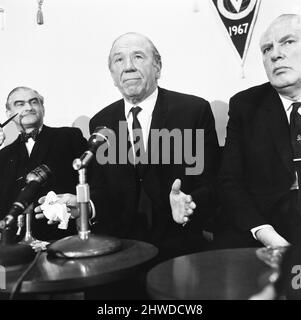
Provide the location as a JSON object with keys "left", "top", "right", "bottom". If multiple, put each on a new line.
{"left": 24, "top": 126, "right": 43, "bottom": 156}
{"left": 25, "top": 137, "right": 35, "bottom": 155}
{"left": 124, "top": 88, "right": 158, "bottom": 153}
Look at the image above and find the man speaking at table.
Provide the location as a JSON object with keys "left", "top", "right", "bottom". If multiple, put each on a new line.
{"left": 36, "top": 32, "right": 220, "bottom": 259}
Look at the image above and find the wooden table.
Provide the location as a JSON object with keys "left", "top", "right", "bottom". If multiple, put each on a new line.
{"left": 1, "top": 239, "right": 157, "bottom": 296}
{"left": 147, "top": 248, "right": 272, "bottom": 300}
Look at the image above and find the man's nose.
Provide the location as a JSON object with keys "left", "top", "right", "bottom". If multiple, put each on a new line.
{"left": 23, "top": 101, "right": 33, "bottom": 111}
{"left": 271, "top": 45, "right": 285, "bottom": 61}
{"left": 124, "top": 56, "right": 136, "bottom": 71}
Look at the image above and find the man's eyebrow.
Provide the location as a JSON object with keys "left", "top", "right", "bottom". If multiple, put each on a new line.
{"left": 112, "top": 52, "right": 122, "bottom": 57}
{"left": 29, "top": 97, "right": 39, "bottom": 102}
{"left": 13, "top": 97, "right": 39, "bottom": 105}
{"left": 13, "top": 100, "right": 25, "bottom": 105}
{"left": 260, "top": 41, "right": 272, "bottom": 51}
{"left": 278, "top": 34, "right": 298, "bottom": 42}
{"left": 260, "top": 33, "right": 298, "bottom": 50}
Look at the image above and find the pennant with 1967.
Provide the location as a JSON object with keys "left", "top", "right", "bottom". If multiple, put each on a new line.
{"left": 211, "top": 0, "right": 261, "bottom": 77}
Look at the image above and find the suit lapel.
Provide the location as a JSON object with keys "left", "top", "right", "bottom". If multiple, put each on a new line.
{"left": 5, "top": 138, "right": 23, "bottom": 182}
{"left": 263, "top": 86, "right": 294, "bottom": 177}
{"left": 149, "top": 87, "right": 168, "bottom": 133}
{"left": 143, "top": 87, "right": 168, "bottom": 174}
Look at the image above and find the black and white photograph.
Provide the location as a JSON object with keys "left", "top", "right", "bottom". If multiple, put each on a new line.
{"left": 1, "top": 0, "right": 301, "bottom": 314}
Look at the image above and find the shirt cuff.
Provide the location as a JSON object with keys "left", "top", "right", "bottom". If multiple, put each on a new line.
{"left": 89, "top": 200, "right": 96, "bottom": 225}
{"left": 251, "top": 224, "right": 274, "bottom": 240}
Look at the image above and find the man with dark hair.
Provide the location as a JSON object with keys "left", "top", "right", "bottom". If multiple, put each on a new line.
{"left": 0, "top": 86, "right": 87, "bottom": 241}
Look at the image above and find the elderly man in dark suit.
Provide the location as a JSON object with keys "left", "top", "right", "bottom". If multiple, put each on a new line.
{"left": 0, "top": 86, "right": 87, "bottom": 241}
{"left": 37, "top": 33, "right": 219, "bottom": 259}
{"left": 217, "top": 14, "right": 301, "bottom": 249}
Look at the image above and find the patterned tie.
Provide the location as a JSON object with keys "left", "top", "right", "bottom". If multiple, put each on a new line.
{"left": 290, "top": 103, "right": 301, "bottom": 158}
{"left": 130, "top": 106, "right": 144, "bottom": 164}
{"left": 290, "top": 102, "right": 301, "bottom": 190}
{"left": 20, "top": 128, "right": 39, "bottom": 142}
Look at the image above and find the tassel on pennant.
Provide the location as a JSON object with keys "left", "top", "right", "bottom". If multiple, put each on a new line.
{"left": 37, "top": 9, "right": 44, "bottom": 25}
{"left": 193, "top": 0, "right": 200, "bottom": 13}
{"left": 37, "top": 0, "right": 44, "bottom": 25}
{"left": 241, "top": 63, "right": 245, "bottom": 79}
{"left": 0, "top": 8, "right": 5, "bottom": 30}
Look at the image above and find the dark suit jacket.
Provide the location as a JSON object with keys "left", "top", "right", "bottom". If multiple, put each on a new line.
{"left": 0, "top": 125, "right": 87, "bottom": 241}
{"left": 219, "top": 82, "right": 301, "bottom": 244}
{"left": 89, "top": 87, "right": 219, "bottom": 257}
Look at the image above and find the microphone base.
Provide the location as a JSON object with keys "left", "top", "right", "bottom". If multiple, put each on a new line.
{"left": 0, "top": 244, "right": 36, "bottom": 267}
{"left": 47, "top": 233, "right": 122, "bottom": 258}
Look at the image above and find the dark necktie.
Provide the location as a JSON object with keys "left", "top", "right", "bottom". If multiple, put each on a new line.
{"left": 130, "top": 106, "right": 144, "bottom": 165}
{"left": 130, "top": 106, "right": 152, "bottom": 231}
{"left": 20, "top": 128, "right": 39, "bottom": 142}
{"left": 290, "top": 102, "right": 301, "bottom": 190}
{"left": 290, "top": 102, "right": 301, "bottom": 159}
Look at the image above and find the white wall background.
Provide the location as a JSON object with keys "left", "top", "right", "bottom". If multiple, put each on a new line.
{"left": 1, "top": 0, "right": 301, "bottom": 145}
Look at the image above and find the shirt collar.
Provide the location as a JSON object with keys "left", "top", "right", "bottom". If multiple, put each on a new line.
{"left": 278, "top": 94, "right": 301, "bottom": 112}
{"left": 20, "top": 125, "right": 43, "bottom": 142}
{"left": 124, "top": 88, "right": 158, "bottom": 119}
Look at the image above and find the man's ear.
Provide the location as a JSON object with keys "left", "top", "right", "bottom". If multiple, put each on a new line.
{"left": 6, "top": 108, "right": 12, "bottom": 119}
{"left": 156, "top": 69, "right": 161, "bottom": 80}
{"left": 154, "top": 63, "right": 161, "bottom": 80}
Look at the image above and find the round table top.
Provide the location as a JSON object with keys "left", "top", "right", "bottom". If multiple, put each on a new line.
{"left": 147, "top": 248, "right": 272, "bottom": 300}
{"left": 3, "top": 239, "right": 158, "bottom": 294}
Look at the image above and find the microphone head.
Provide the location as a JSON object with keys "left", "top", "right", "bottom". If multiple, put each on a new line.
{"left": 0, "top": 165, "right": 52, "bottom": 229}
{"left": 26, "top": 164, "right": 52, "bottom": 184}
{"left": 72, "top": 127, "right": 113, "bottom": 171}
{"left": 88, "top": 126, "right": 112, "bottom": 151}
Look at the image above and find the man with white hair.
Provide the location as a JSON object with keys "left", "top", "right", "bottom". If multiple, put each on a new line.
{"left": 218, "top": 14, "right": 301, "bottom": 248}
{"left": 37, "top": 32, "right": 220, "bottom": 259}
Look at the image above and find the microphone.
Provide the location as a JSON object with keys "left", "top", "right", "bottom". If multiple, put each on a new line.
{"left": 73, "top": 126, "right": 111, "bottom": 170}
{"left": 0, "top": 164, "right": 51, "bottom": 228}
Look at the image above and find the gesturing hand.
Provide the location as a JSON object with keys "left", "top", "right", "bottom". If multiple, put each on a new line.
{"left": 169, "top": 179, "right": 196, "bottom": 226}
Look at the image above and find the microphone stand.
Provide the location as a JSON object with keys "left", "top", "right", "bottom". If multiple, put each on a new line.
{"left": 19, "top": 204, "right": 37, "bottom": 245}
{"left": 0, "top": 218, "right": 35, "bottom": 267}
{"left": 47, "top": 167, "right": 122, "bottom": 258}
{"left": 0, "top": 165, "right": 51, "bottom": 267}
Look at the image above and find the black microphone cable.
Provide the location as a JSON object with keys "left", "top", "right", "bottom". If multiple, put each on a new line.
{"left": 9, "top": 250, "right": 42, "bottom": 300}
